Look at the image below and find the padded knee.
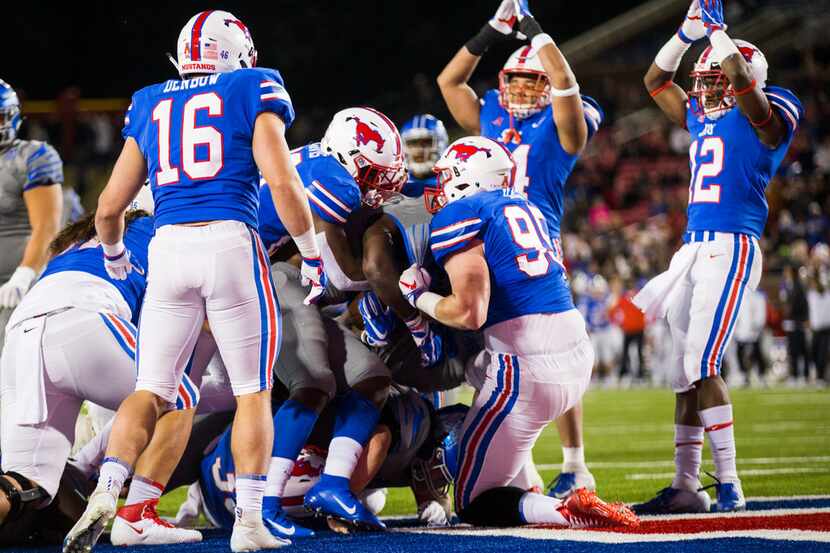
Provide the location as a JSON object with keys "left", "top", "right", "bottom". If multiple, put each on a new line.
{"left": 458, "top": 486, "right": 526, "bottom": 527}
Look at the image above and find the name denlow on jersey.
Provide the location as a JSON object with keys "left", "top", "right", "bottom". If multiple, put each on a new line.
{"left": 685, "top": 86, "right": 802, "bottom": 239}
{"left": 479, "top": 89, "right": 603, "bottom": 238}
{"left": 123, "top": 68, "right": 294, "bottom": 229}
{"left": 429, "top": 189, "right": 574, "bottom": 328}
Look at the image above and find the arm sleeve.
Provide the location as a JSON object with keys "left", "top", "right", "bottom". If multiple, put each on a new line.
{"left": 121, "top": 91, "right": 142, "bottom": 141}
{"left": 305, "top": 176, "right": 360, "bottom": 225}
{"left": 429, "top": 202, "right": 484, "bottom": 265}
{"left": 247, "top": 68, "right": 295, "bottom": 128}
{"left": 764, "top": 86, "right": 803, "bottom": 141}
{"left": 23, "top": 142, "right": 63, "bottom": 190}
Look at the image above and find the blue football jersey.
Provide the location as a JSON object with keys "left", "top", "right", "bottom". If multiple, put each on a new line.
{"left": 123, "top": 68, "right": 295, "bottom": 229}
{"left": 479, "top": 90, "right": 603, "bottom": 238}
{"left": 40, "top": 216, "right": 154, "bottom": 322}
{"left": 198, "top": 426, "right": 236, "bottom": 529}
{"left": 429, "top": 190, "right": 574, "bottom": 328}
{"left": 258, "top": 142, "right": 361, "bottom": 250}
{"left": 579, "top": 295, "right": 611, "bottom": 332}
{"left": 685, "top": 86, "right": 803, "bottom": 239}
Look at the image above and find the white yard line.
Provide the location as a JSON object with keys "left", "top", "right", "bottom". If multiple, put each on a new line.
{"left": 626, "top": 467, "right": 830, "bottom": 480}
{"left": 536, "top": 455, "right": 830, "bottom": 471}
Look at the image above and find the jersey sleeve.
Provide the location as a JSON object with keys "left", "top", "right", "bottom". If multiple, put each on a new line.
{"left": 305, "top": 175, "right": 361, "bottom": 225}
{"left": 246, "top": 68, "right": 295, "bottom": 128}
{"left": 581, "top": 95, "right": 604, "bottom": 140}
{"left": 764, "top": 86, "right": 803, "bottom": 140}
{"left": 429, "top": 201, "right": 484, "bottom": 265}
{"left": 121, "top": 90, "right": 144, "bottom": 142}
{"left": 23, "top": 141, "right": 63, "bottom": 190}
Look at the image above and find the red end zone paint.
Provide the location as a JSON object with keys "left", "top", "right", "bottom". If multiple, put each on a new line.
{"left": 565, "top": 512, "right": 830, "bottom": 534}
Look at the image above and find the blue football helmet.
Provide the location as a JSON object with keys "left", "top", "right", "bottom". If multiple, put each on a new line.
{"left": 400, "top": 114, "right": 448, "bottom": 179}
{"left": 410, "top": 403, "right": 468, "bottom": 503}
{"left": 0, "top": 80, "right": 21, "bottom": 147}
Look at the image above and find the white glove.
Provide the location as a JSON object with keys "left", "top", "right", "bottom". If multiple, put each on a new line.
{"left": 678, "top": 0, "right": 707, "bottom": 43}
{"left": 0, "top": 266, "right": 36, "bottom": 309}
{"left": 103, "top": 244, "right": 134, "bottom": 281}
{"left": 398, "top": 264, "right": 431, "bottom": 308}
{"left": 489, "top": 0, "right": 517, "bottom": 35}
{"left": 300, "top": 256, "right": 327, "bottom": 305}
{"left": 418, "top": 500, "right": 450, "bottom": 527}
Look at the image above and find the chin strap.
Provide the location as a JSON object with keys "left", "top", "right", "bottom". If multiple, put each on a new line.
{"left": 0, "top": 472, "right": 46, "bottom": 523}
{"left": 166, "top": 52, "right": 182, "bottom": 76}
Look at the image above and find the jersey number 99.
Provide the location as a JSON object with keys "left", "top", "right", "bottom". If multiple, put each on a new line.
{"left": 504, "top": 204, "right": 559, "bottom": 277}
{"left": 152, "top": 92, "right": 225, "bottom": 185}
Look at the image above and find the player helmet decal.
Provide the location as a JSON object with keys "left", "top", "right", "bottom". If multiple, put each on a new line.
{"left": 0, "top": 79, "right": 22, "bottom": 148}
{"left": 175, "top": 10, "right": 257, "bottom": 78}
{"left": 499, "top": 45, "right": 552, "bottom": 120}
{"left": 689, "top": 39, "right": 768, "bottom": 119}
{"left": 400, "top": 114, "right": 449, "bottom": 179}
{"left": 424, "top": 136, "right": 515, "bottom": 213}
{"left": 321, "top": 107, "right": 407, "bottom": 208}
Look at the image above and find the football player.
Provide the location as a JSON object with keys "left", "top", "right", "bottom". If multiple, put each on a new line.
{"left": 0, "top": 79, "right": 64, "bottom": 348}
{"left": 436, "top": 0, "right": 602, "bottom": 498}
{"left": 578, "top": 275, "right": 619, "bottom": 384}
{"left": 633, "top": 0, "right": 803, "bottom": 514}
{"left": 397, "top": 137, "right": 637, "bottom": 529}
{"left": 257, "top": 106, "right": 406, "bottom": 532}
{"left": 65, "top": 11, "right": 324, "bottom": 553}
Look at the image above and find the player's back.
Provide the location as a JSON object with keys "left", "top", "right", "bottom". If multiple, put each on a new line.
{"left": 430, "top": 189, "right": 574, "bottom": 328}
{"left": 124, "top": 68, "right": 294, "bottom": 229}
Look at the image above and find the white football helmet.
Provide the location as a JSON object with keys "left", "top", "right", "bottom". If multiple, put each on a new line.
{"left": 424, "top": 136, "right": 515, "bottom": 213}
{"left": 689, "top": 39, "right": 768, "bottom": 119}
{"left": 175, "top": 10, "right": 257, "bottom": 78}
{"left": 499, "top": 45, "right": 551, "bottom": 120}
{"left": 321, "top": 107, "right": 406, "bottom": 208}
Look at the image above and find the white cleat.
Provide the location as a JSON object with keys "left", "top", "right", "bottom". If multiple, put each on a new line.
{"left": 111, "top": 499, "right": 202, "bottom": 546}
{"left": 63, "top": 490, "right": 117, "bottom": 553}
{"left": 230, "top": 517, "right": 290, "bottom": 552}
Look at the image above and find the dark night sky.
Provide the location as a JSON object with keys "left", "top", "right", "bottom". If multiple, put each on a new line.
{"left": 7, "top": 2, "right": 647, "bottom": 140}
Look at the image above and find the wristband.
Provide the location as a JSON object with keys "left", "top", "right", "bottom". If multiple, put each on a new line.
{"left": 750, "top": 105, "right": 774, "bottom": 128}
{"left": 550, "top": 84, "right": 580, "bottom": 97}
{"left": 734, "top": 79, "right": 756, "bottom": 96}
{"left": 415, "top": 291, "right": 443, "bottom": 320}
{"left": 531, "top": 33, "right": 554, "bottom": 51}
{"left": 708, "top": 29, "right": 739, "bottom": 64}
{"left": 649, "top": 80, "right": 675, "bottom": 98}
{"left": 518, "top": 15, "right": 543, "bottom": 40}
{"left": 102, "top": 240, "right": 126, "bottom": 259}
{"left": 465, "top": 23, "right": 504, "bottom": 57}
{"left": 292, "top": 228, "right": 320, "bottom": 259}
{"left": 655, "top": 34, "right": 691, "bottom": 72}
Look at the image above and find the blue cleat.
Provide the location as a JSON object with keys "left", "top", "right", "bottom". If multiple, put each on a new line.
{"left": 711, "top": 482, "right": 746, "bottom": 513}
{"left": 632, "top": 486, "right": 711, "bottom": 515}
{"left": 304, "top": 482, "right": 386, "bottom": 530}
{"left": 263, "top": 507, "right": 315, "bottom": 539}
{"left": 547, "top": 471, "right": 596, "bottom": 500}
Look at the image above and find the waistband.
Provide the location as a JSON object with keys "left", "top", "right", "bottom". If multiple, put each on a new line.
{"left": 156, "top": 220, "right": 251, "bottom": 237}
{"left": 682, "top": 231, "right": 758, "bottom": 244}
{"left": 7, "top": 306, "right": 73, "bottom": 332}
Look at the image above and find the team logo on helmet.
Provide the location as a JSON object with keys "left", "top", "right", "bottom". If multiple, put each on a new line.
{"left": 224, "top": 18, "right": 252, "bottom": 40}
{"left": 346, "top": 116, "right": 385, "bottom": 154}
{"left": 448, "top": 143, "right": 492, "bottom": 162}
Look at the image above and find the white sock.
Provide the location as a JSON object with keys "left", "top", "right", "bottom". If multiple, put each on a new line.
{"left": 125, "top": 475, "right": 164, "bottom": 505}
{"left": 562, "top": 447, "right": 587, "bottom": 473}
{"left": 324, "top": 436, "right": 363, "bottom": 479}
{"left": 519, "top": 492, "right": 569, "bottom": 525}
{"left": 97, "top": 457, "right": 131, "bottom": 499}
{"left": 699, "top": 405, "right": 739, "bottom": 484}
{"left": 672, "top": 425, "right": 704, "bottom": 492}
{"left": 265, "top": 457, "right": 295, "bottom": 498}
{"left": 235, "top": 474, "right": 267, "bottom": 522}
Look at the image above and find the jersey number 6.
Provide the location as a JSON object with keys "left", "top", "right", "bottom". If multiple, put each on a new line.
{"left": 152, "top": 92, "right": 225, "bottom": 185}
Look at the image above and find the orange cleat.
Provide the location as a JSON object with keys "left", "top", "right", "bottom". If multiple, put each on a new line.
{"left": 558, "top": 488, "right": 640, "bottom": 529}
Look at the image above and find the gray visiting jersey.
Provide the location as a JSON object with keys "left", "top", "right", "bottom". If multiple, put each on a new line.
{"left": 0, "top": 139, "right": 63, "bottom": 282}
{"left": 383, "top": 195, "right": 431, "bottom": 231}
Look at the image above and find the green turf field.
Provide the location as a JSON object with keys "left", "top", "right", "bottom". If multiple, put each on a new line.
{"left": 157, "top": 387, "right": 830, "bottom": 519}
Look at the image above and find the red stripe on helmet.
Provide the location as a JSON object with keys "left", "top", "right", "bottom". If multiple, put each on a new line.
{"left": 190, "top": 11, "right": 213, "bottom": 62}
{"left": 517, "top": 45, "right": 533, "bottom": 66}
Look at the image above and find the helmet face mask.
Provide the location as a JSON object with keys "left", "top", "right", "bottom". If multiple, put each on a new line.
{"left": 400, "top": 114, "right": 448, "bottom": 180}
{"left": 0, "top": 80, "right": 21, "bottom": 148}
{"left": 498, "top": 46, "right": 552, "bottom": 120}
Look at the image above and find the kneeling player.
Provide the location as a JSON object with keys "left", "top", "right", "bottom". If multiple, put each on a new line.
{"left": 398, "top": 137, "right": 637, "bottom": 528}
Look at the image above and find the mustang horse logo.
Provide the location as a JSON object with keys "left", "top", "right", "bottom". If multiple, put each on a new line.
{"left": 346, "top": 116, "right": 385, "bottom": 154}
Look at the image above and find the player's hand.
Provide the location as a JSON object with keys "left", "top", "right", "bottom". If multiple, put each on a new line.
{"left": 418, "top": 500, "right": 450, "bottom": 527}
{"left": 358, "top": 291, "right": 394, "bottom": 347}
{"left": 699, "top": 0, "right": 726, "bottom": 35}
{"left": 489, "top": 0, "right": 518, "bottom": 35}
{"left": 300, "top": 256, "right": 327, "bottom": 306}
{"left": 103, "top": 247, "right": 134, "bottom": 281}
{"left": 0, "top": 266, "right": 36, "bottom": 309}
{"left": 512, "top": 0, "right": 544, "bottom": 40}
{"left": 399, "top": 264, "right": 431, "bottom": 308}
{"left": 677, "top": 0, "right": 706, "bottom": 43}
{"left": 405, "top": 314, "right": 444, "bottom": 367}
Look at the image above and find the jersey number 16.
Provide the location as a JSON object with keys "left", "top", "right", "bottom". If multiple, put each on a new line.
{"left": 152, "top": 92, "right": 225, "bottom": 185}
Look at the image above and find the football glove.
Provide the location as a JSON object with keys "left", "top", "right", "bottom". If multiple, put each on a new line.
{"left": 103, "top": 247, "right": 135, "bottom": 281}
{"left": 0, "top": 266, "right": 36, "bottom": 309}
{"left": 418, "top": 500, "right": 450, "bottom": 527}
{"left": 300, "top": 256, "right": 328, "bottom": 306}
{"left": 399, "top": 264, "right": 431, "bottom": 308}
{"left": 699, "top": 0, "right": 726, "bottom": 35}
{"left": 513, "top": 0, "right": 543, "bottom": 40}
{"left": 405, "top": 313, "right": 444, "bottom": 367}
{"left": 677, "top": 0, "right": 706, "bottom": 43}
{"left": 358, "top": 291, "right": 395, "bottom": 347}
{"left": 466, "top": 0, "right": 524, "bottom": 56}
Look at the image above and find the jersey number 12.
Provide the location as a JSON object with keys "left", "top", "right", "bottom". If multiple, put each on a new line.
{"left": 689, "top": 137, "right": 724, "bottom": 204}
{"left": 152, "top": 92, "right": 225, "bottom": 185}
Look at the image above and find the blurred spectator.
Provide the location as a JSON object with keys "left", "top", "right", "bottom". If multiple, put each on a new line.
{"left": 609, "top": 279, "right": 647, "bottom": 383}
{"left": 807, "top": 264, "right": 830, "bottom": 383}
{"left": 780, "top": 265, "right": 810, "bottom": 383}
{"left": 733, "top": 289, "right": 768, "bottom": 384}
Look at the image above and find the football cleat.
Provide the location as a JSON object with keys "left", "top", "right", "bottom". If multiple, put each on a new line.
{"left": 632, "top": 486, "right": 711, "bottom": 515}
{"left": 111, "top": 499, "right": 202, "bottom": 545}
{"left": 711, "top": 482, "right": 746, "bottom": 513}
{"left": 304, "top": 483, "right": 386, "bottom": 530}
{"left": 230, "top": 517, "right": 290, "bottom": 552}
{"left": 547, "top": 471, "right": 596, "bottom": 499}
{"left": 63, "top": 490, "right": 117, "bottom": 553}
{"left": 559, "top": 488, "right": 639, "bottom": 528}
{"left": 263, "top": 507, "right": 315, "bottom": 539}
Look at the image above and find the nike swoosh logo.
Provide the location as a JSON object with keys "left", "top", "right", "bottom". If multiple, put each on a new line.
{"left": 532, "top": 117, "right": 547, "bottom": 128}
{"left": 401, "top": 280, "right": 417, "bottom": 290}
{"left": 709, "top": 254, "right": 724, "bottom": 259}
{"left": 333, "top": 496, "right": 357, "bottom": 515}
{"left": 127, "top": 523, "right": 144, "bottom": 535}
{"left": 265, "top": 519, "right": 295, "bottom": 536}
{"left": 23, "top": 327, "right": 34, "bottom": 333}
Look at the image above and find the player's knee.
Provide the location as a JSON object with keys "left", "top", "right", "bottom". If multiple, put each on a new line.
{"left": 459, "top": 486, "right": 526, "bottom": 527}
{"left": 290, "top": 387, "right": 331, "bottom": 413}
{"left": 351, "top": 375, "right": 391, "bottom": 409}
